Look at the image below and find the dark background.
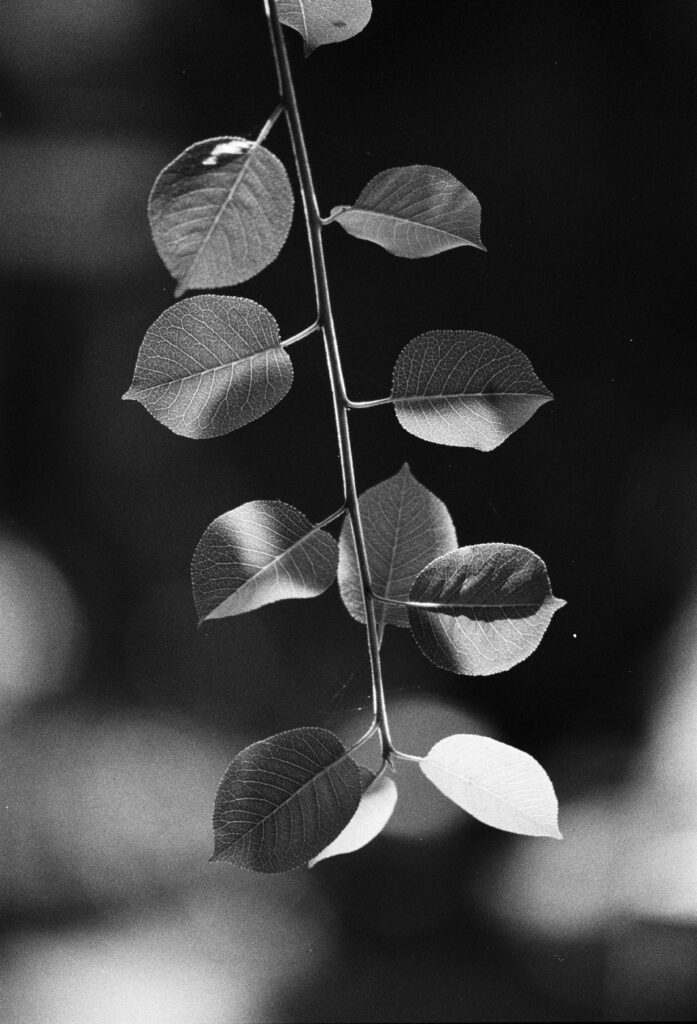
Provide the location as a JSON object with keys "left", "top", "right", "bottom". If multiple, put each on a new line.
{"left": 1, "top": 2, "right": 697, "bottom": 1021}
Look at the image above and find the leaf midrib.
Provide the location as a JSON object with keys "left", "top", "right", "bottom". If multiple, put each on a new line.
{"left": 226, "top": 747, "right": 356, "bottom": 852}
{"left": 393, "top": 391, "right": 551, "bottom": 403}
{"left": 204, "top": 521, "right": 327, "bottom": 619}
{"left": 424, "top": 757, "right": 556, "bottom": 833}
{"left": 127, "top": 344, "right": 282, "bottom": 398}
{"left": 180, "top": 141, "right": 260, "bottom": 291}
{"left": 340, "top": 206, "right": 478, "bottom": 247}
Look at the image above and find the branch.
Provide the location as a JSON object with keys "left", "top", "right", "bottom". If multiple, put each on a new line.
{"left": 264, "top": 0, "right": 393, "bottom": 758}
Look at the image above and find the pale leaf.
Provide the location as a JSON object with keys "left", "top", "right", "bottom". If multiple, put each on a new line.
{"left": 420, "top": 734, "right": 562, "bottom": 838}
{"left": 309, "top": 773, "right": 398, "bottom": 866}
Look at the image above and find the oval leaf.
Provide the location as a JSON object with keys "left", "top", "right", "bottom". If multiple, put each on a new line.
{"left": 420, "top": 734, "right": 562, "bottom": 838}
{"left": 409, "top": 544, "right": 565, "bottom": 676}
{"left": 278, "top": 0, "right": 372, "bottom": 54}
{"left": 309, "top": 772, "right": 398, "bottom": 866}
{"left": 338, "top": 464, "right": 457, "bottom": 631}
{"left": 192, "top": 500, "right": 339, "bottom": 623}
{"left": 211, "top": 727, "right": 362, "bottom": 872}
{"left": 148, "top": 136, "right": 294, "bottom": 295}
{"left": 123, "top": 295, "right": 293, "bottom": 439}
{"left": 392, "top": 330, "right": 552, "bottom": 450}
{"left": 331, "top": 165, "right": 484, "bottom": 258}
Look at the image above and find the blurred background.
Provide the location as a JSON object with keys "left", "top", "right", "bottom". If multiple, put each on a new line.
{"left": 1, "top": 1, "right": 697, "bottom": 1020}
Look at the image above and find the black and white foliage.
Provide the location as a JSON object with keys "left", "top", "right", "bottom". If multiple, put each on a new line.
{"left": 330, "top": 165, "right": 484, "bottom": 258}
{"left": 149, "top": 136, "right": 294, "bottom": 295}
{"left": 408, "top": 544, "right": 566, "bottom": 675}
{"left": 277, "top": 0, "right": 373, "bottom": 54}
{"left": 124, "top": 0, "right": 565, "bottom": 872}
{"left": 124, "top": 295, "right": 292, "bottom": 439}
{"left": 192, "top": 501, "right": 339, "bottom": 622}
{"left": 338, "top": 464, "right": 457, "bottom": 632}
{"left": 392, "top": 331, "right": 552, "bottom": 450}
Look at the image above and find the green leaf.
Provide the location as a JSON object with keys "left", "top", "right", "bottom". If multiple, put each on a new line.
{"left": 420, "top": 734, "right": 562, "bottom": 838}
{"left": 338, "top": 464, "right": 456, "bottom": 632}
{"left": 278, "top": 0, "right": 372, "bottom": 54}
{"left": 330, "top": 166, "right": 484, "bottom": 258}
{"left": 123, "top": 295, "right": 292, "bottom": 439}
{"left": 392, "top": 330, "right": 552, "bottom": 450}
{"left": 408, "top": 544, "right": 565, "bottom": 676}
{"left": 211, "top": 727, "right": 362, "bottom": 872}
{"left": 148, "top": 136, "right": 294, "bottom": 295}
{"left": 309, "top": 772, "right": 398, "bottom": 866}
{"left": 192, "top": 500, "right": 339, "bottom": 623}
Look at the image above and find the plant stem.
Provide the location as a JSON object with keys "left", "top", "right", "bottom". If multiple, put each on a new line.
{"left": 264, "top": 0, "right": 393, "bottom": 759}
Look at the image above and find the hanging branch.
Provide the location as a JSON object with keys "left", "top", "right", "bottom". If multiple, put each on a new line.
{"left": 123, "top": 0, "right": 566, "bottom": 874}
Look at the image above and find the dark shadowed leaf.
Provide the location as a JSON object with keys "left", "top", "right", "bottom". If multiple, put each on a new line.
{"left": 123, "top": 295, "right": 292, "bottom": 439}
{"left": 408, "top": 544, "right": 565, "bottom": 675}
{"left": 211, "top": 727, "right": 362, "bottom": 872}
{"left": 148, "top": 136, "right": 294, "bottom": 295}
{"left": 392, "top": 331, "right": 552, "bottom": 450}
{"left": 330, "top": 166, "right": 484, "bottom": 258}
{"left": 309, "top": 771, "right": 398, "bottom": 866}
{"left": 420, "top": 734, "right": 562, "bottom": 838}
{"left": 192, "top": 500, "right": 338, "bottom": 622}
{"left": 338, "top": 465, "right": 456, "bottom": 632}
{"left": 278, "top": 0, "right": 372, "bottom": 54}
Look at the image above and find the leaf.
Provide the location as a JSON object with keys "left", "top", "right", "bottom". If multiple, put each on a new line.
{"left": 309, "top": 772, "right": 398, "bottom": 866}
{"left": 123, "top": 295, "right": 293, "bottom": 439}
{"left": 191, "top": 500, "right": 339, "bottom": 623}
{"left": 148, "top": 136, "right": 294, "bottom": 295}
{"left": 277, "top": 0, "right": 372, "bottom": 54}
{"left": 211, "top": 727, "right": 362, "bottom": 872}
{"left": 420, "top": 734, "right": 562, "bottom": 838}
{"left": 338, "top": 464, "right": 457, "bottom": 632}
{"left": 392, "top": 330, "right": 552, "bottom": 450}
{"left": 408, "top": 544, "right": 565, "bottom": 676}
{"left": 330, "top": 165, "right": 484, "bottom": 258}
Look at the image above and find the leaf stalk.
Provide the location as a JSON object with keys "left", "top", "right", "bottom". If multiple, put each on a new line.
{"left": 281, "top": 319, "right": 321, "bottom": 347}
{"left": 345, "top": 396, "right": 393, "bottom": 410}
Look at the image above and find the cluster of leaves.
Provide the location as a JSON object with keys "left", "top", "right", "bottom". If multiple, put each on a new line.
{"left": 124, "top": 0, "right": 565, "bottom": 873}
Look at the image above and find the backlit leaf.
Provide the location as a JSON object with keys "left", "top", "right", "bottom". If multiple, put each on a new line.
{"left": 338, "top": 464, "right": 456, "bottom": 631}
{"left": 192, "top": 500, "right": 338, "bottom": 623}
{"left": 278, "top": 0, "right": 372, "bottom": 54}
{"left": 408, "top": 544, "right": 565, "bottom": 675}
{"left": 211, "top": 727, "right": 362, "bottom": 872}
{"left": 309, "top": 772, "right": 398, "bottom": 866}
{"left": 331, "top": 165, "right": 484, "bottom": 258}
{"left": 392, "top": 331, "right": 552, "bottom": 450}
{"left": 123, "top": 295, "right": 292, "bottom": 439}
{"left": 420, "top": 734, "right": 562, "bottom": 838}
{"left": 148, "top": 136, "right": 294, "bottom": 295}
